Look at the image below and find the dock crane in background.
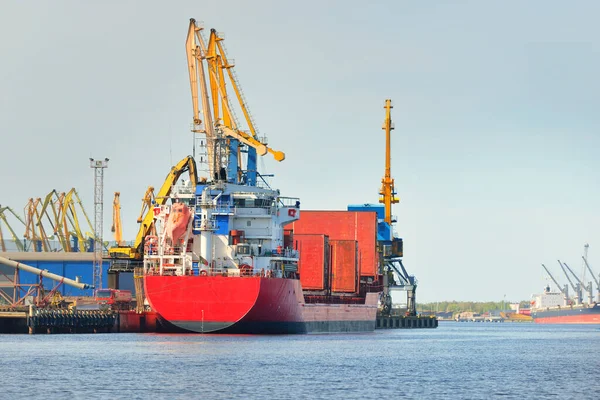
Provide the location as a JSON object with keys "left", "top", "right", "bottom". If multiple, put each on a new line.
{"left": 111, "top": 192, "right": 123, "bottom": 246}
{"left": 375, "top": 99, "right": 415, "bottom": 317}
{"left": 24, "top": 198, "right": 52, "bottom": 252}
{"left": 107, "top": 155, "right": 198, "bottom": 270}
{"left": 137, "top": 187, "right": 155, "bottom": 224}
{"left": 541, "top": 263, "right": 568, "bottom": 303}
{"left": 558, "top": 260, "right": 581, "bottom": 304}
{"left": 186, "top": 18, "right": 284, "bottom": 186}
{"left": 379, "top": 99, "right": 399, "bottom": 225}
{"left": 582, "top": 256, "right": 600, "bottom": 303}
{"left": 0, "top": 205, "right": 26, "bottom": 252}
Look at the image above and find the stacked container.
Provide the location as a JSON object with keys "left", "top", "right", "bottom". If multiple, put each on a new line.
{"left": 289, "top": 211, "right": 378, "bottom": 278}
{"left": 294, "top": 234, "right": 330, "bottom": 291}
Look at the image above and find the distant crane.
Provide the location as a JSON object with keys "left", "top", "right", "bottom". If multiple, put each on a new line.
{"left": 541, "top": 263, "right": 566, "bottom": 296}
{"left": 558, "top": 260, "right": 580, "bottom": 304}
{"left": 582, "top": 243, "right": 589, "bottom": 290}
{"left": 582, "top": 255, "right": 600, "bottom": 303}
{"left": 0, "top": 206, "right": 26, "bottom": 252}
{"left": 562, "top": 261, "right": 589, "bottom": 303}
{"left": 111, "top": 192, "right": 123, "bottom": 246}
{"left": 379, "top": 99, "right": 399, "bottom": 225}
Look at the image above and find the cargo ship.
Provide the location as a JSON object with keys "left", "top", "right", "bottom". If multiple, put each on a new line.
{"left": 141, "top": 19, "right": 381, "bottom": 334}
{"left": 530, "top": 285, "right": 600, "bottom": 324}
{"left": 142, "top": 181, "right": 380, "bottom": 334}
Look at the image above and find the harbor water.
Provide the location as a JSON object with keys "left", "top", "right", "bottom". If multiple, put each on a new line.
{"left": 1, "top": 322, "right": 598, "bottom": 399}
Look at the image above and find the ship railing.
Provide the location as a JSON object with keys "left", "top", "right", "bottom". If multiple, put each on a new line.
{"left": 270, "top": 247, "right": 298, "bottom": 258}
{"left": 278, "top": 197, "right": 300, "bottom": 208}
{"left": 193, "top": 219, "right": 218, "bottom": 231}
{"left": 233, "top": 206, "right": 274, "bottom": 216}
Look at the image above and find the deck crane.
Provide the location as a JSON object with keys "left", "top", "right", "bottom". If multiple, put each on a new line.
{"left": 0, "top": 205, "right": 26, "bottom": 252}
{"left": 563, "top": 261, "right": 592, "bottom": 303}
{"left": 186, "top": 19, "right": 284, "bottom": 186}
{"left": 379, "top": 99, "right": 399, "bottom": 225}
{"left": 541, "top": 264, "right": 567, "bottom": 297}
{"left": 111, "top": 192, "right": 123, "bottom": 246}
{"left": 582, "top": 256, "right": 600, "bottom": 303}
{"left": 107, "top": 155, "right": 198, "bottom": 269}
{"left": 558, "top": 260, "right": 580, "bottom": 304}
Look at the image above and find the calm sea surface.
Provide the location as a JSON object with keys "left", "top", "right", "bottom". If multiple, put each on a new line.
{"left": 1, "top": 322, "right": 598, "bottom": 399}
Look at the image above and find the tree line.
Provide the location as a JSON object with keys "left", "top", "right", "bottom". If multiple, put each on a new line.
{"left": 417, "top": 300, "right": 531, "bottom": 314}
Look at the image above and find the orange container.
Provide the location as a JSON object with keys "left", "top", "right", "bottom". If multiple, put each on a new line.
{"left": 294, "top": 234, "right": 330, "bottom": 290}
{"left": 289, "top": 211, "right": 378, "bottom": 277}
{"left": 330, "top": 240, "right": 358, "bottom": 293}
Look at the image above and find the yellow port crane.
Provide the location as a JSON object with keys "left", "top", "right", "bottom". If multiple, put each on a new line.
{"left": 186, "top": 19, "right": 284, "bottom": 184}
{"left": 379, "top": 99, "right": 399, "bottom": 225}
{"left": 107, "top": 155, "right": 198, "bottom": 263}
{"left": 0, "top": 205, "right": 26, "bottom": 252}
{"left": 111, "top": 192, "right": 123, "bottom": 246}
{"left": 137, "top": 187, "right": 155, "bottom": 224}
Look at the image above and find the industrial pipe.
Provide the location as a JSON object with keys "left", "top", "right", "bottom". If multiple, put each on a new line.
{"left": 0, "top": 255, "right": 93, "bottom": 290}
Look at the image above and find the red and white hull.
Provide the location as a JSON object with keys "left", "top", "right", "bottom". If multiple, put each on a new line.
{"left": 144, "top": 275, "right": 379, "bottom": 334}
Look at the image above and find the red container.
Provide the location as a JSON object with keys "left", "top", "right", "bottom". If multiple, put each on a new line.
{"left": 289, "top": 211, "right": 378, "bottom": 277}
{"left": 330, "top": 240, "right": 358, "bottom": 293}
{"left": 294, "top": 234, "right": 330, "bottom": 290}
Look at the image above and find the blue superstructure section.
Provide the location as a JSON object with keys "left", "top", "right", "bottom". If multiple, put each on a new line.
{"left": 1, "top": 260, "right": 108, "bottom": 297}
{"left": 347, "top": 204, "right": 392, "bottom": 241}
{"left": 216, "top": 215, "right": 229, "bottom": 235}
{"left": 246, "top": 147, "right": 257, "bottom": 186}
{"left": 227, "top": 139, "right": 240, "bottom": 183}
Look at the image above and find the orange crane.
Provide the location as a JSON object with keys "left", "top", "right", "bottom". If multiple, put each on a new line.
{"left": 379, "top": 99, "right": 399, "bottom": 225}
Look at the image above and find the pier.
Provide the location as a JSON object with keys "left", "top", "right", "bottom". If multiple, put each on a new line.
{"left": 376, "top": 315, "right": 438, "bottom": 329}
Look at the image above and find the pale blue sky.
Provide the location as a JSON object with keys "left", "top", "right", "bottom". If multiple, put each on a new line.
{"left": 1, "top": 1, "right": 599, "bottom": 302}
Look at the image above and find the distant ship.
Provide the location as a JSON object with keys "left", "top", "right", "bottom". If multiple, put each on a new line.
{"left": 530, "top": 285, "right": 600, "bottom": 324}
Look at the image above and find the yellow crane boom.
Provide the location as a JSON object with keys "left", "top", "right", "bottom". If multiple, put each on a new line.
{"left": 108, "top": 156, "right": 198, "bottom": 260}
{"left": 186, "top": 19, "right": 285, "bottom": 173}
{"left": 111, "top": 192, "right": 123, "bottom": 246}
{"left": 379, "top": 99, "right": 399, "bottom": 225}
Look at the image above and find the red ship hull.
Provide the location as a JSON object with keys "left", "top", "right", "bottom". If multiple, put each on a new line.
{"left": 531, "top": 303, "right": 600, "bottom": 324}
{"left": 144, "top": 276, "right": 379, "bottom": 333}
{"left": 533, "top": 314, "right": 600, "bottom": 324}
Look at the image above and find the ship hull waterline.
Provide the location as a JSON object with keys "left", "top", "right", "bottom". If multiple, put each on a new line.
{"left": 144, "top": 276, "right": 379, "bottom": 334}
{"left": 531, "top": 304, "right": 600, "bottom": 324}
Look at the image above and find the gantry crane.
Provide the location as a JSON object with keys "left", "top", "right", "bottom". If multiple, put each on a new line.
{"left": 379, "top": 99, "right": 399, "bottom": 225}
{"left": 111, "top": 192, "right": 123, "bottom": 246}
{"left": 186, "top": 18, "right": 284, "bottom": 186}
{"left": 107, "top": 155, "right": 198, "bottom": 267}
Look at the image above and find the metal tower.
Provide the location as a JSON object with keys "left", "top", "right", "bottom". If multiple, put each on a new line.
{"left": 90, "top": 158, "right": 109, "bottom": 290}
